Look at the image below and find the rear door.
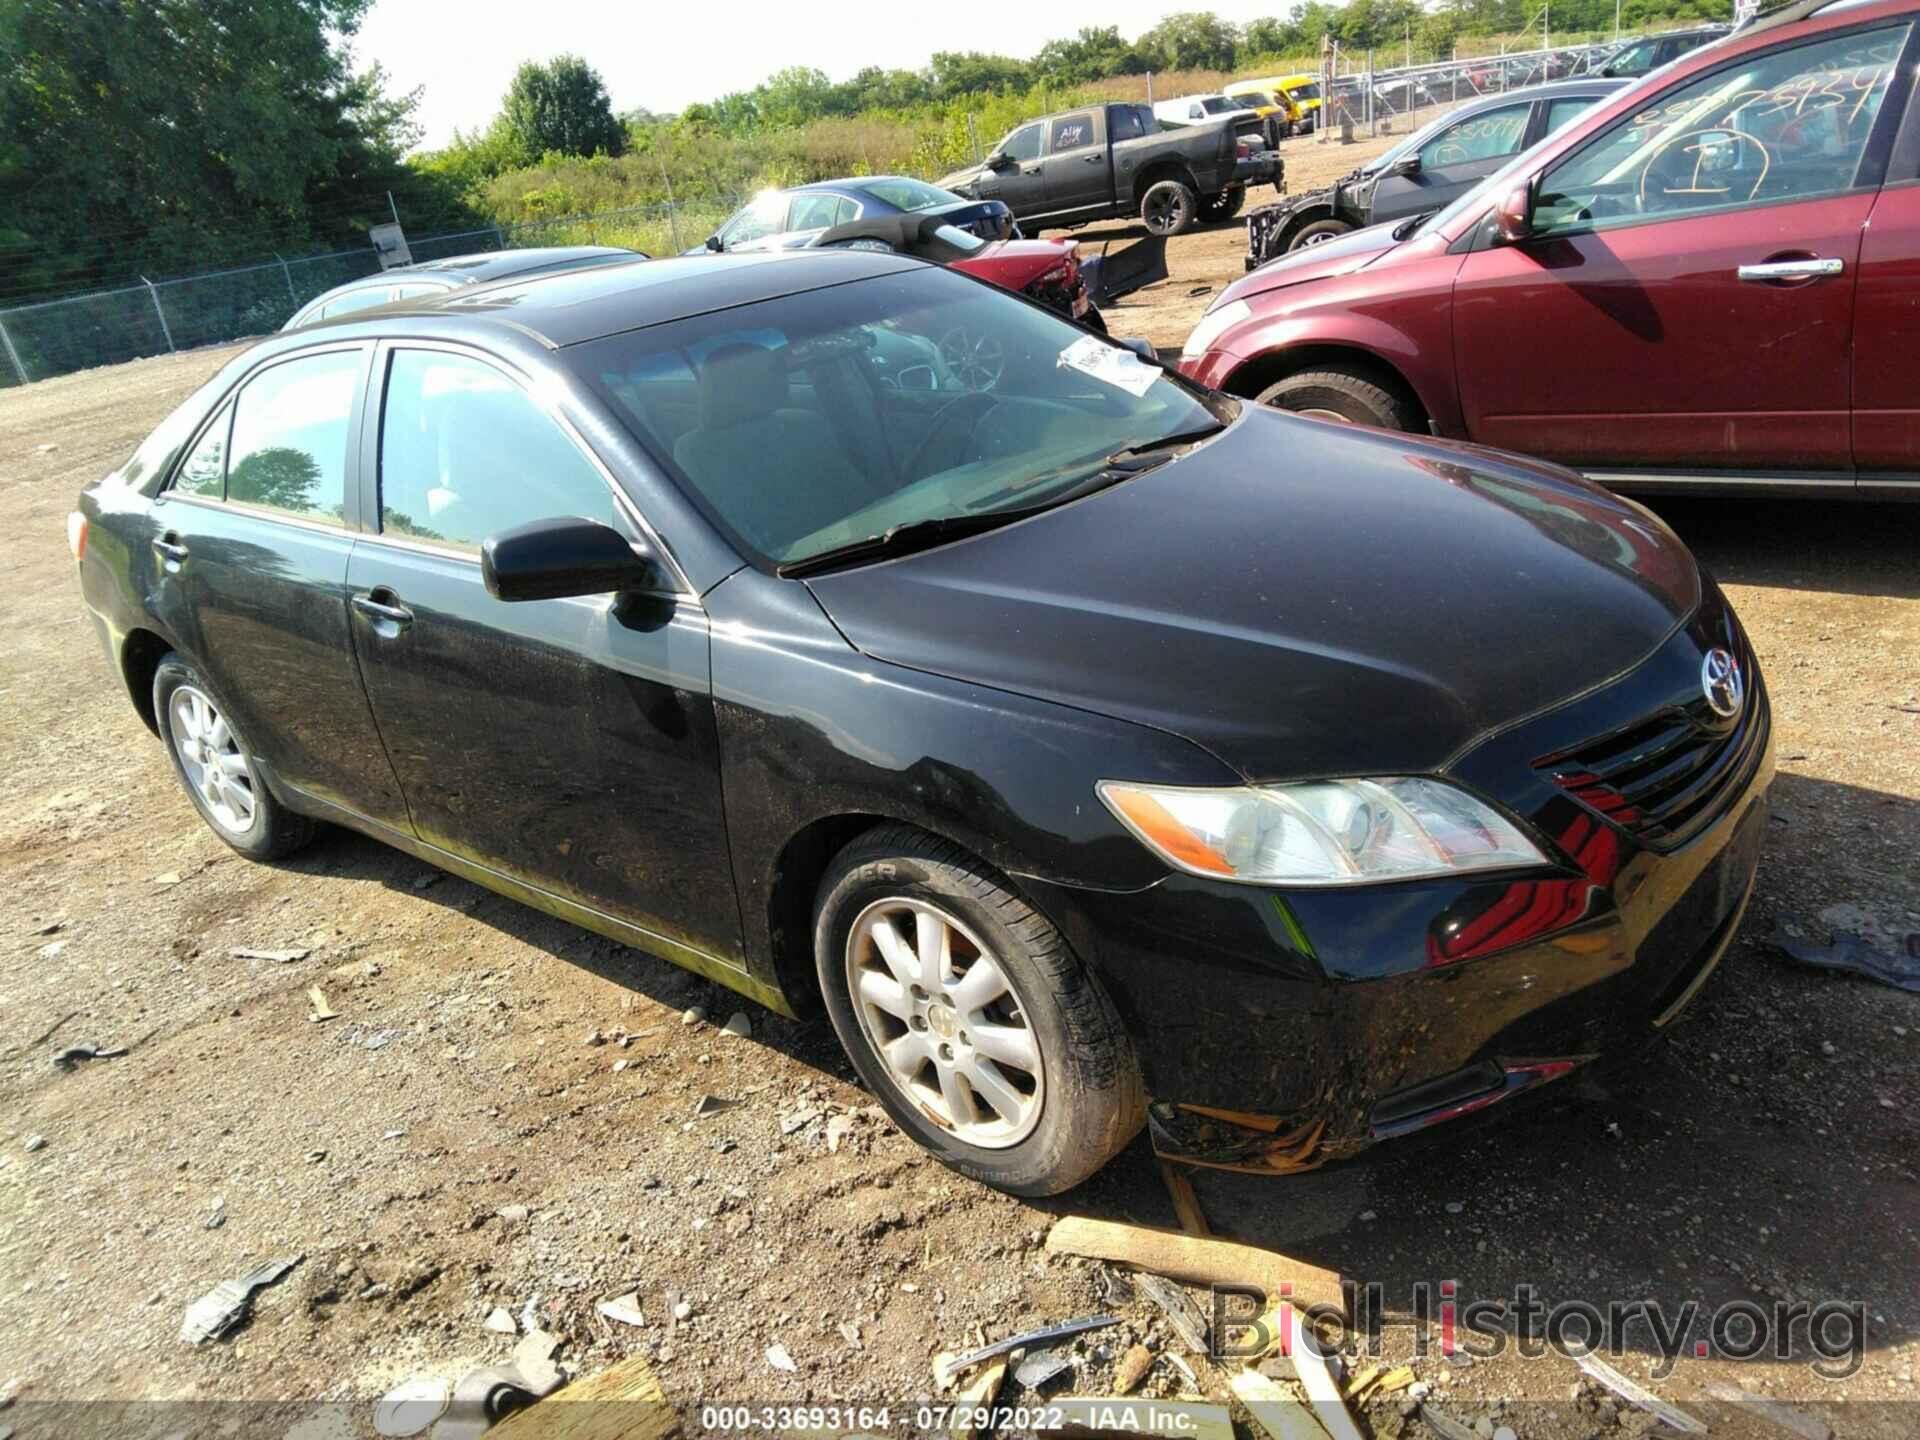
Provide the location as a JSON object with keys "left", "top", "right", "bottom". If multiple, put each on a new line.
{"left": 1370, "top": 99, "right": 1535, "bottom": 223}
{"left": 1042, "top": 109, "right": 1109, "bottom": 214}
{"left": 344, "top": 341, "right": 744, "bottom": 965}
{"left": 1453, "top": 20, "right": 1914, "bottom": 479}
{"left": 149, "top": 343, "right": 410, "bottom": 825}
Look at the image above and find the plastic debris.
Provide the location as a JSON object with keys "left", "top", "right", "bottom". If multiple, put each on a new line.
{"left": 512, "top": 1330, "right": 562, "bottom": 1394}
{"left": 1014, "top": 1348, "right": 1074, "bottom": 1391}
{"left": 308, "top": 986, "right": 338, "bottom": 1022}
{"left": 938, "top": 1314, "right": 1121, "bottom": 1384}
{"left": 51, "top": 1042, "right": 126, "bottom": 1070}
{"left": 596, "top": 1293, "right": 646, "bottom": 1327}
{"left": 22, "top": 1136, "right": 46, "bottom": 1153}
{"left": 720, "top": 1011, "right": 751, "bottom": 1038}
{"left": 1773, "top": 918, "right": 1920, "bottom": 992}
{"left": 179, "top": 1255, "right": 302, "bottom": 1344}
{"left": 766, "top": 1343, "right": 798, "bottom": 1373}
{"left": 484, "top": 1307, "right": 517, "bottom": 1335}
{"left": 692, "top": 1094, "right": 738, "bottom": 1116}
{"left": 231, "top": 947, "right": 310, "bottom": 963}
{"left": 1574, "top": 1350, "right": 1707, "bottom": 1434}
{"left": 374, "top": 1376, "right": 450, "bottom": 1437}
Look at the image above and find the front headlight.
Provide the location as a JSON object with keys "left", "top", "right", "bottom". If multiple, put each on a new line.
{"left": 1180, "top": 298, "right": 1250, "bottom": 360}
{"left": 1097, "top": 777, "right": 1548, "bottom": 886}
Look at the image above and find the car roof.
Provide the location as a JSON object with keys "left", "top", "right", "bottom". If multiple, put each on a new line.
{"left": 402, "top": 245, "right": 636, "bottom": 279}
{"left": 791, "top": 176, "right": 919, "bottom": 194}
{"left": 305, "top": 249, "right": 927, "bottom": 349}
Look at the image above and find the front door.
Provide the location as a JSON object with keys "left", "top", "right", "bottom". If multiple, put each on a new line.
{"left": 1453, "top": 21, "right": 1912, "bottom": 475}
{"left": 344, "top": 342, "right": 744, "bottom": 968}
{"left": 979, "top": 122, "right": 1048, "bottom": 217}
{"left": 152, "top": 343, "right": 411, "bottom": 826}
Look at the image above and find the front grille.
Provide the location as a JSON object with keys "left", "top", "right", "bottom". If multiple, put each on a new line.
{"left": 1536, "top": 664, "right": 1768, "bottom": 850}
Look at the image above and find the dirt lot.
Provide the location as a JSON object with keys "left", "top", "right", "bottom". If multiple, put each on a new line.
{"left": 2, "top": 125, "right": 1917, "bottom": 1439}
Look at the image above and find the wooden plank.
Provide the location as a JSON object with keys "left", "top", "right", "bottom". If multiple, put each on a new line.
{"left": 488, "top": 1353, "right": 676, "bottom": 1440}
{"left": 1229, "top": 1368, "right": 1334, "bottom": 1440}
{"left": 1045, "top": 1217, "right": 1345, "bottom": 1318}
{"left": 1158, "top": 1162, "right": 1211, "bottom": 1237}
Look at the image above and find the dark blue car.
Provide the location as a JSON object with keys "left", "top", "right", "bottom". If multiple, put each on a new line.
{"left": 694, "top": 177, "right": 1013, "bottom": 254}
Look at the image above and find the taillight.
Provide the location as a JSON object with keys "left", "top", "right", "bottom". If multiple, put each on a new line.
{"left": 67, "top": 511, "right": 88, "bottom": 562}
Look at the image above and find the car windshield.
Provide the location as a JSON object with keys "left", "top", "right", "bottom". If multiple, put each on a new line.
{"left": 859, "top": 178, "right": 963, "bottom": 212}
{"left": 1233, "top": 91, "right": 1276, "bottom": 108}
{"left": 1198, "top": 96, "right": 1242, "bottom": 113}
{"left": 1289, "top": 82, "right": 1321, "bottom": 101}
{"left": 575, "top": 266, "right": 1227, "bottom": 569}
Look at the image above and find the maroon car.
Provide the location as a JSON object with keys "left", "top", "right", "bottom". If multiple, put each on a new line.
{"left": 1179, "top": 0, "right": 1920, "bottom": 499}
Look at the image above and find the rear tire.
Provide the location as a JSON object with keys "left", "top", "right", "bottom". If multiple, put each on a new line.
{"left": 1199, "top": 186, "right": 1247, "bottom": 223}
{"left": 814, "top": 825, "right": 1145, "bottom": 1196}
{"left": 153, "top": 654, "right": 317, "bottom": 861}
{"left": 1140, "top": 180, "right": 1198, "bottom": 237}
{"left": 1255, "top": 366, "right": 1421, "bottom": 431}
{"left": 1289, "top": 218, "right": 1354, "bottom": 250}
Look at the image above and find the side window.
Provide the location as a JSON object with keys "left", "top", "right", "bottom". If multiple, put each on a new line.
{"left": 1545, "top": 96, "right": 1601, "bottom": 134}
{"left": 1048, "top": 112, "right": 1094, "bottom": 151}
{"left": 378, "top": 349, "right": 620, "bottom": 553}
{"left": 390, "top": 283, "right": 442, "bottom": 300}
{"left": 721, "top": 193, "right": 789, "bottom": 248}
{"left": 1001, "top": 124, "right": 1042, "bottom": 163}
{"left": 318, "top": 289, "right": 391, "bottom": 320}
{"left": 1418, "top": 103, "right": 1531, "bottom": 168}
{"left": 1539, "top": 23, "right": 1911, "bottom": 236}
{"left": 1110, "top": 106, "right": 1146, "bottom": 141}
{"left": 226, "top": 350, "right": 359, "bottom": 526}
{"left": 173, "top": 405, "right": 231, "bottom": 499}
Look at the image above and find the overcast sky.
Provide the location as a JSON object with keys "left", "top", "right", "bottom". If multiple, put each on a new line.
{"left": 353, "top": 0, "right": 1304, "bottom": 149}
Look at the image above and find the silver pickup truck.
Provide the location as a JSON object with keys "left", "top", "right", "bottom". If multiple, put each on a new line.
{"left": 940, "top": 101, "right": 1282, "bottom": 237}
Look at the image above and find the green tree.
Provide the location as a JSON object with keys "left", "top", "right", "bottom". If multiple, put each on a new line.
{"left": 1136, "top": 11, "right": 1240, "bottom": 71}
{"left": 498, "top": 55, "right": 625, "bottom": 164}
{"left": 929, "top": 51, "right": 1032, "bottom": 97}
{"left": 1033, "top": 27, "right": 1146, "bottom": 84}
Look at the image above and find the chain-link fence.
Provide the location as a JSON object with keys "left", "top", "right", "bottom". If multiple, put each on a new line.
{"left": 0, "top": 194, "right": 746, "bottom": 390}
{"left": 1315, "top": 37, "right": 1634, "bottom": 142}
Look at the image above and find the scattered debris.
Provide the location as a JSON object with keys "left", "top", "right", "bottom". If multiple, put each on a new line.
{"left": 1014, "top": 1348, "right": 1075, "bottom": 1391}
{"left": 779, "top": 1105, "right": 821, "bottom": 1135}
{"left": 672, "top": 1298, "right": 694, "bottom": 1322}
{"left": 680, "top": 1006, "right": 705, "bottom": 1026}
{"left": 30, "top": 919, "right": 63, "bottom": 935}
{"left": 1187, "top": 285, "right": 1213, "bottom": 297}
{"left": 766, "top": 1343, "right": 798, "bottom": 1373}
{"left": 518, "top": 1295, "right": 543, "bottom": 1335}
{"left": 1231, "top": 1367, "right": 1328, "bottom": 1440}
{"left": 1113, "top": 1343, "right": 1154, "bottom": 1395}
{"left": 1159, "top": 1161, "right": 1211, "bottom": 1236}
{"left": 1280, "top": 1310, "right": 1363, "bottom": 1440}
{"left": 826, "top": 1114, "right": 856, "bottom": 1152}
{"left": 51, "top": 1041, "right": 126, "bottom": 1070}
{"left": 720, "top": 1011, "right": 752, "bottom": 1038}
{"left": 512, "top": 1330, "right": 563, "bottom": 1394}
{"left": 374, "top": 1376, "right": 451, "bottom": 1437}
{"left": 1574, "top": 1350, "right": 1707, "bottom": 1434}
{"left": 179, "top": 1255, "right": 302, "bottom": 1344}
{"left": 22, "top": 1136, "right": 46, "bottom": 1153}
{"left": 1418, "top": 1404, "right": 1477, "bottom": 1440}
{"left": 1045, "top": 1216, "right": 1346, "bottom": 1317}
{"left": 231, "top": 947, "right": 310, "bottom": 963}
{"left": 152, "top": 872, "right": 182, "bottom": 887}
{"left": 1702, "top": 1380, "right": 1832, "bottom": 1440}
{"left": 596, "top": 1293, "right": 646, "bottom": 1328}
{"left": 204, "top": 1196, "right": 226, "bottom": 1230}
{"left": 356, "top": 1029, "right": 398, "bottom": 1050}
{"left": 938, "top": 1314, "right": 1121, "bottom": 1384}
{"left": 949, "top": 1356, "right": 1008, "bottom": 1440}
{"left": 484, "top": 1307, "right": 518, "bottom": 1335}
{"left": 1773, "top": 917, "right": 1920, "bottom": 993}
{"left": 308, "top": 986, "right": 338, "bottom": 1022}
{"left": 1137, "top": 1272, "right": 1210, "bottom": 1353}
{"left": 692, "top": 1094, "right": 738, "bottom": 1117}
{"left": 1097, "top": 1264, "right": 1136, "bottom": 1306}
{"left": 838, "top": 1321, "right": 862, "bottom": 1349}
{"left": 496, "top": 1204, "right": 530, "bottom": 1225}
{"left": 37, "top": 940, "right": 66, "bottom": 961}
{"left": 1350, "top": 1364, "right": 1415, "bottom": 1402}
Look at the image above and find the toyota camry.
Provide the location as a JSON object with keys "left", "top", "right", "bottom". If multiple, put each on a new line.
{"left": 70, "top": 251, "right": 1772, "bottom": 1194}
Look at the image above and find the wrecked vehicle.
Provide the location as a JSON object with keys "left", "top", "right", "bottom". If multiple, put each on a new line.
{"left": 696, "top": 177, "right": 1014, "bottom": 255}
{"left": 1244, "top": 79, "right": 1625, "bottom": 265}
{"left": 940, "top": 101, "right": 1280, "bottom": 235}
{"left": 75, "top": 248, "right": 1769, "bottom": 1194}
{"left": 806, "top": 210, "right": 1170, "bottom": 331}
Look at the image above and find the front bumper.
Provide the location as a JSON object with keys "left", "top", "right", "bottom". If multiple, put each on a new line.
{"left": 1029, "top": 600, "right": 1775, "bottom": 1174}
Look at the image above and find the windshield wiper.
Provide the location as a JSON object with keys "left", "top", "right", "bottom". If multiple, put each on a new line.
{"left": 777, "top": 510, "right": 1039, "bottom": 578}
{"left": 1107, "top": 420, "right": 1227, "bottom": 460}
{"left": 1392, "top": 211, "right": 1437, "bottom": 241}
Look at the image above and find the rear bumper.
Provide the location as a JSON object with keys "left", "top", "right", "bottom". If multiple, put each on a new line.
{"left": 1233, "top": 153, "right": 1285, "bottom": 190}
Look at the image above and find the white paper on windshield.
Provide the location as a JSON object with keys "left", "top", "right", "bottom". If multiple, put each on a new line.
{"left": 1055, "top": 335, "right": 1159, "bottom": 397}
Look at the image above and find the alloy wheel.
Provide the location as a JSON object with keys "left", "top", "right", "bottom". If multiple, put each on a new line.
{"left": 169, "top": 685, "right": 257, "bottom": 836}
{"left": 1293, "top": 407, "right": 1354, "bottom": 423}
{"left": 845, "top": 897, "right": 1045, "bottom": 1148}
{"left": 937, "top": 327, "right": 1004, "bottom": 391}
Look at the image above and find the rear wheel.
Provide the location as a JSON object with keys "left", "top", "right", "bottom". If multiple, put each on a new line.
{"left": 1199, "top": 186, "right": 1247, "bottom": 223}
{"left": 1289, "top": 218, "right": 1354, "bottom": 250}
{"left": 1140, "top": 180, "right": 1198, "bottom": 237}
{"left": 1255, "top": 366, "right": 1421, "bottom": 431}
{"left": 814, "top": 825, "right": 1144, "bottom": 1195}
{"left": 154, "top": 654, "right": 317, "bottom": 860}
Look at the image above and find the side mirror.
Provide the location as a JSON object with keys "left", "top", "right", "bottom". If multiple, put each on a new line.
{"left": 1390, "top": 153, "right": 1422, "bottom": 178}
{"left": 482, "top": 517, "right": 662, "bottom": 602}
{"left": 704, "top": 233, "right": 724, "bottom": 252}
{"left": 985, "top": 151, "right": 1012, "bottom": 171}
{"left": 1119, "top": 337, "right": 1158, "bottom": 362}
{"left": 1495, "top": 182, "right": 1535, "bottom": 244}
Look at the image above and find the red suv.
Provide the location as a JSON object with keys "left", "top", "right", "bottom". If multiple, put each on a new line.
{"left": 1178, "top": 0, "right": 1920, "bottom": 499}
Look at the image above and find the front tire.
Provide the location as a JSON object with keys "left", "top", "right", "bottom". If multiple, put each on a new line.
{"left": 154, "top": 654, "right": 317, "bottom": 861}
{"left": 1255, "top": 365, "right": 1422, "bottom": 430}
{"left": 1288, "top": 218, "right": 1353, "bottom": 250}
{"left": 814, "top": 825, "right": 1144, "bottom": 1195}
{"left": 1140, "top": 180, "right": 1198, "bottom": 237}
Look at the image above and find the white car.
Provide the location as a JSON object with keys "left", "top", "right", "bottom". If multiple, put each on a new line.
{"left": 1151, "top": 94, "right": 1262, "bottom": 128}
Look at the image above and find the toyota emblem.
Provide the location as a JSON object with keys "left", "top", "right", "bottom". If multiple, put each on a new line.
{"left": 1701, "top": 647, "right": 1743, "bottom": 719}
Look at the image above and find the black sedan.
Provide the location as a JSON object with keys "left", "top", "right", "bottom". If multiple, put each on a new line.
{"left": 283, "top": 246, "right": 643, "bottom": 329}
{"left": 72, "top": 251, "right": 1772, "bottom": 1194}
{"left": 695, "top": 176, "right": 1013, "bottom": 254}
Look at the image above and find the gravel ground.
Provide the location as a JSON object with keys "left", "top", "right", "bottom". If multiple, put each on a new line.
{"left": 2, "top": 129, "right": 1915, "bottom": 1438}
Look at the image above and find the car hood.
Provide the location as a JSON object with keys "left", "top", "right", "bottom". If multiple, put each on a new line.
{"left": 1238, "top": 219, "right": 1403, "bottom": 293}
{"left": 803, "top": 409, "right": 1700, "bottom": 782}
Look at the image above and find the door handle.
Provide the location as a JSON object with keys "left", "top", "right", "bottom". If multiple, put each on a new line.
{"left": 1736, "top": 257, "right": 1844, "bottom": 282}
{"left": 352, "top": 592, "right": 413, "bottom": 627}
{"left": 153, "top": 533, "right": 188, "bottom": 565}
{"left": 1023, "top": 166, "right": 1042, "bottom": 175}
{"left": 1083, "top": 153, "right": 1104, "bottom": 164}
